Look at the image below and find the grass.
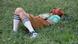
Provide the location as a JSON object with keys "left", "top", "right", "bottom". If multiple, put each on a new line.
{"left": 0, "top": 0, "right": 78, "bottom": 44}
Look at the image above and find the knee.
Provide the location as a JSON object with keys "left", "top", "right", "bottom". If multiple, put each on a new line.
{"left": 15, "top": 7, "right": 24, "bottom": 15}
{"left": 15, "top": 7, "right": 23, "bottom": 11}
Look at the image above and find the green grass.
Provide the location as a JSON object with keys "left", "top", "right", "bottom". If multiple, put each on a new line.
{"left": 0, "top": 0, "right": 78, "bottom": 44}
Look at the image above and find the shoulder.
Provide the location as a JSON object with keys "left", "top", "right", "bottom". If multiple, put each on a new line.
{"left": 47, "top": 15, "right": 61, "bottom": 24}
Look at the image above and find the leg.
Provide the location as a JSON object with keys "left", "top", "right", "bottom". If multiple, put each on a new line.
{"left": 13, "top": 14, "right": 20, "bottom": 32}
{"left": 14, "top": 7, "right": 37, "bottom": 38}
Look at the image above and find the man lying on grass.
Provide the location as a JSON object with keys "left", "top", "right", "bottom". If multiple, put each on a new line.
{"left": 13, "top": 7, "right": 64, "bottom": 38}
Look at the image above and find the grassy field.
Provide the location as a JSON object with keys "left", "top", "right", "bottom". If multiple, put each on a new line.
{"left": 0, "top": 0, "right": 78, "bottom": 44}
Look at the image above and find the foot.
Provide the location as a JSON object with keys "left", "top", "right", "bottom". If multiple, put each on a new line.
{"left": 30, "top": 31, "right": 38, "bottom": 38}
{"left": 13, "top": 30, "right": 17, "bottom": 32}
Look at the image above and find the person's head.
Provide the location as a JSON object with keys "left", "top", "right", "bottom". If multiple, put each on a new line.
{"left": 50, "top": 8, "right": 64, "bottom": 17}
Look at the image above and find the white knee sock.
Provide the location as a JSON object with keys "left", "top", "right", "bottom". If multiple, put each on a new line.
{"left": 23, "top": 17, "right": 35, "bottom": 33}
{"left": 13, "top": 15, "right": 20, "bottom": 32}
{"left": 23, "top": 18, "right": 38, "bottom": 38}
{"left": 24, "top": 21, "right": 35, "bottom": 33}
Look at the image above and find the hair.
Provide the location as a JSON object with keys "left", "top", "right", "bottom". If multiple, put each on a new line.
{"left": 50, "top": 8, "right": 64, "bottom": 17}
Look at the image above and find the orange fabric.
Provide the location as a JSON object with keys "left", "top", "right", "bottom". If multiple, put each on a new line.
{"left": 29, "top": 15, "right": 50, "bottom": 28}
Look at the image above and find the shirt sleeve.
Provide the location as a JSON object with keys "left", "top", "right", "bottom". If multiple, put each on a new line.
{"left": 38, "top": 13, "right": 50, "bottom": 19}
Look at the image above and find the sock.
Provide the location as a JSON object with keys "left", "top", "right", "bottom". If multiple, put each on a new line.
{"left": 23, "top": 16, "right": 35, "bottom": 33}
{"left": 13, "top": 15, "right": 20, "bottom": 32}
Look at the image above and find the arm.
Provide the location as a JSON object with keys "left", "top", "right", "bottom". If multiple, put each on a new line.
{"left": 38, "top": 13, "right": 50, "bottom": 19}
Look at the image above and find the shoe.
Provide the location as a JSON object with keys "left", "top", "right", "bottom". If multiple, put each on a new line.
{"left": 30, "top": 32, "right": 38, "bottom": 38}
{"left": 13, "top": 29, "right": 18, "bottom": 32}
